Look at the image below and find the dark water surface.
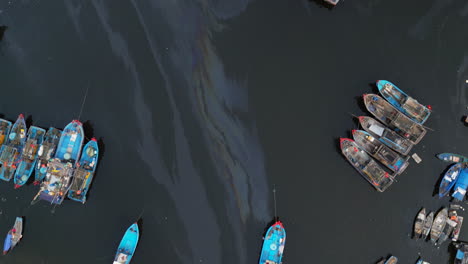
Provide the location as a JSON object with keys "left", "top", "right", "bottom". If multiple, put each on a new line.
{"left": 1, "top": 0, "right": 468, "bottom": 263}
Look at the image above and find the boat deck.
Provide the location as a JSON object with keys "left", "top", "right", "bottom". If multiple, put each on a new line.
{"left": 69, "top": 168, "right": 90, "bottom": 191}
{"left": 22, "top": 139, "right": 39, "bottom": 160}
{"left": 0, "top": 146, "right": 18, "bottom": 165}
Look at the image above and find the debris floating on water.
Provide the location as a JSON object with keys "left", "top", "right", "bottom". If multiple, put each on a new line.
{"left": 412, "top": 153, "right": 422, "bottom": 163}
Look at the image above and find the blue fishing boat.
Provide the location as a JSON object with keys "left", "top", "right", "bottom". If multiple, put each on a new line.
{"left": 3, "top": 217, "right": 23, "bottom": 255}
{"left": 455, "top": 242, "right": 468, "bottom": 264}
{"left": 340, "top": 138, "right": 394, "bottom": 192}
{"left": 437, "top": 153, "right": 468, "bottom": 164}
{"left": 32, "top": 120, "right": 84, "bottom": 205}
{"left": 363, "top": 94, "right": 427, "bottom": 145}
{"left": 13, "top": 126, "right": 46, "bottom": 188}
{"left": 0, "top": 119, "right": 12, "bottom": 148}
{"left": 259, "top": 221, "right": 286, "bottom": 264}
{"left": 358, "top": 116, "right": 413, "bottom": 155}
{"left": 352, "top": 130, "right": 409, "bottom": 175}
{"left": 68, "top": 138, "right": 99, "bottom": 203}
{"left": 34, "top": 127, "right": 62, "bottom": 185}
{"left": 453, "top": 168, "right": 468, "bottom": 201}
{"left": 439, "top": 163, "right": 464, "bottom": 198}
{"left": 0, "top": 114, "right": 27, "bottom": 181}
{"left": 416, "top": 258, "right": 430, "bottom": 264}
{"left": 113, "top": 223, "right": 139, "bottom": 264}
{"left": 377, "top": 80, "right": 431, "bottom": 124}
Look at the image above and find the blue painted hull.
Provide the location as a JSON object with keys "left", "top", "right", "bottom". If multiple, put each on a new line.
{"left": 259, "top": 221, "right": 286, "bottom": 264}
{"left": 34, "top": 127, "right": 62, "bottom": 184}
{"left": 437, "top": 153, "right": 468, "bottom": 164}
{"left": 439, "top": 163, "right": 464, "bottom": 198}
{"left": 377, "top": 80, "right": 431, "bottom": 124}
{"left": 35, "top": 120, "right": 84, "bottom": 205}
{"left": 13, "top": 126, "right": 46, "bottom": 188}
{"left": 114, "top": 223, "right": 139, "bottom": 264}
{"left": 3, "top": 217, "right": 22, "bottom": 255}
{"left": 0, "top": 119, "right": 12, "bottom": 148}
{"left": 452, "top": 168, "right": 468, "bottom": 201}
{"left": 68, "top": 139, "right": 99, "bottom": 203}
{"left": 0, "top": 115, "right": 27, "bottom": 182}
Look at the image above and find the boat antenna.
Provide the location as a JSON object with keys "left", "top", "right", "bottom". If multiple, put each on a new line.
{"left": 273, "top": 185, "right": 278, "bottom": 221}
{"left": 77, "top": 84, "right": 89, "bottom": 121}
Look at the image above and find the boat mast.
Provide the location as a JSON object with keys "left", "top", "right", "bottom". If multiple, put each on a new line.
{"left": 273, "top": 185, "right": 278, "bottom": 222}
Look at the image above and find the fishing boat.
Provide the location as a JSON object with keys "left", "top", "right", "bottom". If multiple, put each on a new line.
{"left": 452, "top": 167, "right": 468, "bottom": 202}
{"left": 377, "top": 80, "right": 431, "bottom": 124}
{"left": 358, "top": 116, "right": 413, "bottom": 155}
{"left": 13, "top": 126, "right": 46, "bottom": 188}
{"left": 259, "top": 221, "right": 286, "bottom": 264}
{"left": 0, "top": 119, "right": 12, "bottom": 147}
{"left": 323, "top": 0, "right": 339, "bottom": 5}
{"left": 455, "top": 242, "right": 468, "bottom": 264}
{"left": 422, "top": 211, "right": 434, "bottom": 240}
{"left": 68, "top": 138, "right": 99, "bottom": 203}
{"left": 439, "top": 163, "right": 465, "bottom": 198}
{"left": 113, "top": 223, "right": 139, "bottom": 264}
{"left": 33, "top": 120, "right": 84, "bottom": 205}
{"left": 430, "top": 208, "right": 448, "bottom": 244}
{"left": 340, "top": 138, "right": 394, "bottom": 192}
{"left": 34, "top": 127, "right": 62, "bottom": 185}
{"left": 452, "top": 216, "right": 464, "bottom": 241}
{"left": 0, "top": 114, "right": 27, "bottom": 181}
{"left": 437, "top": 217, "right": 457, "bottom": 244}
{"left": 437, "top": 153, "right": 468, "bottom": 164}
{"left": 352, "top": 130, "right": 409, "bottom": 174}
{"left": 413, "top": 208, "right": 426, "bottom": 239}
{"left": 385, "top": 256, "right": 398, "bottom": 264}
{"left": 363, "top": 94, "right": 427, "bottom": 144}
{"left": 3, "top": 217, "right": 23, "bottom": 255}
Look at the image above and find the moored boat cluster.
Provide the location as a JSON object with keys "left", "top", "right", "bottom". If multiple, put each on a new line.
{"left": 340, "top": 80, "right": 431, "bottom": 192}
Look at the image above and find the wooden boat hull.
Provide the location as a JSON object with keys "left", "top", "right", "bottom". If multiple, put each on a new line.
{"left": 358, "top": 116, "right": 413, "bottom": 155}
{"left": 0, "top": 115, "right": 27, "bottom": 182}
{"left": 259, "top": 221, "right": 286, "bottom": 264}
{"left": 340, "top": 138, "right": 393, "bottom": 192}
{"left": 13, "top": 126, "right": 46, "bottom": 188}
{"left": 68, "top": 139, "right": 99, "bottom": 203}
{"left": 439, "top": 163, "right": 464, "bottom": 198}
{"left": 34, "top": 127, "right": 62, "bottom": 184}
{"left": 431, "top": 208, "right": 448, "bottom": 244}
{"left": 437, "top": 153, "right": 468, "bottom": 164}
{"left": 352, "top": 130, "right": 409, "bottom": 174}
{"left": 3, "top": 217, "right": 22, "bottom": 255}
{"left": 114, "top": 223, "right": 139, "bottom": 264}
{"left": 414, "top": 208, "right": 426, "bottom": 239}
{"left": 377, "top": 80, "right": 431, "bottom": 124}
{"left": 363, "top": 94, "right": 426, "bottom": 144}
{"left": 452, "top": 216, "right": 464, "bottom": 241}
{"left": 422, "top": 211, "right": 434, "bottom": 240}
{"left": 384, "top": 256, "right": 398, "bottom": 264}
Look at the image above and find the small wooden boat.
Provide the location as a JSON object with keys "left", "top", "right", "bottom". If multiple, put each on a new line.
{"left": 3, "top": 217, "right": 23, "bottom": 255}
{"left": 431, "top": 208, "right": 448, "bottom": 244}
{"left": 377, "top": 80, "right": 431, "bottom": 124}
{"left": 0, "top": 119, "right": 12, "bottom": 148}
{"left": 439, "top": 163, "right": 464, "bottom": 198}
{"left": 33, "top": 120, "right": 84, "bottom": 205}
{"left": 452, "top": 167, "right": 468, "bottom": 202}
{"left": 259, "top": 221, "right": 286, "bottom": 264}
{"left": 363, "top": 94, "right": 427, "bottom": 144}
{"left": 323, "top": 0, "right": 339, "bottom": 5}
{"left": 13, "top": 126, "right": 46, "bottom": 188}
{"left": 422, "top": 211, "right": 434, "bottom": 240}
{"left": 437, "top": 217, "right": 457, "bottom": 244}
{"left": 385, "top": 256, "right": 398, "bottom": 264}
{"left": 352, "top": 130, "right": 409, "bottom": 174}
{"left": 340, "top": 138, "right": 394, "bottom": 192}
{"left": 437, "top": 153, "right": 468, "bottom": 164}
{"left": 34, "top": 127, "right": 62, "bottom": 185}
{"left": 413, "top": 208, "right": 426, "bottom": 239}
{"left": 358, "top": 116, "right": 413, "bottom": 155}
{"left": 68, "top": 138, "right": 99, "bottom": 203}
{"left": 113, "top": 223, "right": 139, "bottom": 264}
{"left": 0, "top": 114, "right": 27, "bottom": 181}
{"left": 452, "top": 216, "right": 464, "bottom": 241}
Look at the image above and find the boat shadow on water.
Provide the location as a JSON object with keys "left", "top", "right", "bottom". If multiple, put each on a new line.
{"left": 448, "top": 242, "right": 459, "bottom": 264}
{"left": 0, "top": 26, "right": 7, "bottom": 42}
{"left": 24, "top": 115, "right": 33, "bottom": 128}
{"left": 82, "top": 120, "right": 94, "bottom": 140}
